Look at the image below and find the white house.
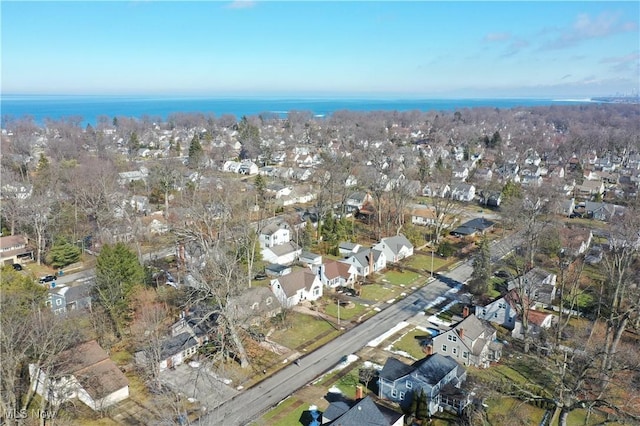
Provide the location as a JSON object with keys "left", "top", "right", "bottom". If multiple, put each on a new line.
{"left": 312, "top": 259, "right": 358, "bottom": 289}
{"left": 340, "top": 248, "right": 386, "bottom": 278}
{"left": 411, "top": 207, "right": 440, "bottom": 226}
{"left": 29, "top": 340, "right": 129, "bottom": 411}
{"left": 259, "top": 221, "right": 291, "bottom": 249}
{"left": 270, "top": 269, "right": 323, "bottom": 308}
{"left": 422, "top": 182, "right": 450, "bottom": 198}
{"left": 373, "top": 234, "right": 414, "bottom": 263}
{"left": 450, "top": 183, "right": 476, "bottom": 202}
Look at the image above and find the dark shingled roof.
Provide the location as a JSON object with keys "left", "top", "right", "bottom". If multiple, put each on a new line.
{"left": 326, "top": 396, "right": 403, "bottom": 426}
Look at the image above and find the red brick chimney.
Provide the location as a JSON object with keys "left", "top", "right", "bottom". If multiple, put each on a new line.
{"left": 462, "top": 305, "right": 470, "bottom": 318}
{"left": 355, "top": 385, "right": 364, "bottom": 400}
{"left": 458, "top": 328, "right": 464, "bottom": 339}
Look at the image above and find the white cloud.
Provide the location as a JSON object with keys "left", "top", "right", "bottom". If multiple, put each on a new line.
{"left": 543, "top": 11, "right": 638, "bottom": 50}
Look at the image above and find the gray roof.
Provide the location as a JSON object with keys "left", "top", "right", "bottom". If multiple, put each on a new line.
{"left": 326, "top": 396, "right": 402, "bottom": 426}
{"left": 379, "top": 234, "right": 413, "bottom": 255}
{"left": 275, "top": 269, "right": 318, "bottom": 297}
{"left": 160, "top": 332, "right": 199, "bottom": 360}
{"left": 379, "top": 357, "right": 415, "bottom": 381}
{"left": 413, "top": 353, "right": 461, "bottom": 386}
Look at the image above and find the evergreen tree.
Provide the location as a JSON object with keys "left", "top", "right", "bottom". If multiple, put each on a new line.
{"left": 37, "top": 153, "right": 50, "bottom": 171}
{"left": 188, "top": 134, "right": 204, "bottom": 168}
{"left": 254, "top": 174, "right": 266, "bottom": 209}
{"left": 469, "top": 234, "right": 491, "bottom": 296}
{"left": 416, "top": 388, "right": 429, "bottom": 420}
{"left": 46, "top": 238, "right": 81, "bottom": 269}
{"left": 502, "top": 180, "right": 522, "bottom": 200}
{"left": 129, "top": 131, "right": 141, "bottom": 154}
{"left": 94, "top": 243, "right": 144, "bottom": 337}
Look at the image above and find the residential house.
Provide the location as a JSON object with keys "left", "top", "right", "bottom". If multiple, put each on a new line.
{"left": 373, "top": 234, "right": 414, "bottom": 263}
{"left": 259, "top": 221, "right": 291, "bottom": 249}
{"left": 0, "top": 234, "right": 33, "bottom": 265}
{"left": 512, "top": 308, "right": 554, "bottom": 341}
{"left": 265, "top": 183, "right": 293, "bottom": 200}
{"left": 410, "top": 206, "right": 440, "bottom": 227}
{"left": 340, "top": 248, "right": 386, "bottom": 278}
{"left": 228, "top": 287, "right": 282, "bottom": 327}
{"left": 238, "top": 160, "right": 259, "bottom": 175}
{"left": 452, "top": 166, "right": 469, "bottom": 181}
{"left": 262, "top": 241, "right": 302, "bottom": 265}
{"left": 222, "top": 160, "right": 242, "bottom": 173}
{"left": 475, "top": 294, "right": 518, "bottom": 330}
{"left": 574, "top": 180, "right": 605, "bottom": 198}
{"left": 558, "top": 198, "right": 575, "bottom": 216}
{"left": 117, "top": 169, "right": 148, "bottom": 186}
{"left": 378, "top": 354, "right": 469, "bottom": 415}
{"left": 270, "top": 268, "right": 323, "bottom": 308}
{"left": 450, "top": 183, "right": 476, "bottom": 202}
{"left": 313, "top": 259, "right": 358, "bottom": 289}
{"left": 29, "top": 340, "right": 129, "bottom": 411}
{"left": 426, "top": 313, "right": 502, "bottom": 368}
{"left": 521, "top": 175, "right": 543, "bottom": 187}
{"left": 338, "top": 242, "right": 362, "bottom": 257}
{"left": 479, "top": 191, "right": 501, "bottom": 208}
{"left": 422, "top": 182, "right": 450, "bottom": 198}
{"left": 559, "top": 227, "right": 592, "bottom": 257}
{"left": 345, "top": 192, "right": 373, "bottom": 212}
{"left": 584, "top": 201, "right": 625, "bottom": 221}
{"left": 507, "top": 267, "right": 557, "bottom": 306}
{"left": 474, "top": 168, "right": 493, "bottom": 182}
{"left": 450, "top": 218, "right": 495, "bottom": 237}
{"left": 299, "top": 251, "right": 323, "bottom": 266}
{"left": 158, "top": 332, "right": 200, "bottom": 371}
{"left": 323, "top": 395, "right": 404, "bottom": 426}
{"left": 48, "top": 282, "right": 93, "bottom": 315}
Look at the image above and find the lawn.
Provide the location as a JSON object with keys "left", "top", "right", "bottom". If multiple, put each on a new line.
{"left": 257, "top": 396, "right": 307, "bottom": 426}
{"left": 323, "top": 301, "right": 369, "bottom": 321}
{"left": 405, "top": 253, "right": 452, "bottom": 273}
{"left": 382, "top": 269, "right": 421, "bottom": 286}
{"left": 390, "top": 327, "right": 430, "bottom": 360}
{"left": 359, "top": 283, "right": 404, "bottom": 302}
{"left": 269, "top": 312, "right": 341, "bottom": 351}
{"left": 484, "top": 396, "right": 546, "bottom": 425}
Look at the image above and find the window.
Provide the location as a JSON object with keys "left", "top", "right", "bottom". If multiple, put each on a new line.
{"left": 448, "top": 335, "right": 457, "bottom": 342}
{"left": 391, "top": 389, "right": 398, "bottom": 398}
{"left": 442, "top": 344, "right": 447, "bottom": 352}
{"left": 494, "top": 312, "right": 498, "bottom": 318}
{"left": 498, "top": 302, "right": 506, "bottom": 309}
{"left": 399, "top": 391, "right": 405, "bottom": 400}
{"left": 482, "top": 308, "right": 487, "bottom": 316}
{"left": 251, "top": 302, "right": 259, "bottom": 310}
{"left": 406, "top": 381, "right": 412, "bottom": 389}
{"left": 452, "top": 347, "right": 458, "bottom": 355}
{"left": 266, "top": 297, "right": 272, "bottom": 306}
{"left": 56, "top": 299, "right": 62, "bottom": 306}
{"left": 463, "top": 352, "right": 468, "bottom": 358}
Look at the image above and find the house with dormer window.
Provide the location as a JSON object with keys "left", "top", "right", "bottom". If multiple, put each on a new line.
{"left": 426, "top": 313, "right": 502, "bottom": 368}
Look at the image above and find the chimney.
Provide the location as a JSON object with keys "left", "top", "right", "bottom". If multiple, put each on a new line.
{"left": 458, "top": 328, "right": 464, "bottom": 339}
{"left": 462, "top": 305, "right": 470, "bottom": 318}
{"left": 423, "top": 345, "right": 433, "bottom": 355}
{"left": 355, "top": 385, "right": 364, "bottom": 400}
{"left": 368, "top": 250, "right": 374, "bottom": 275}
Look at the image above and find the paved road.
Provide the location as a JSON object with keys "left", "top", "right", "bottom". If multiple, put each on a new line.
{"left": 202, "top": 274, "right": 474, "bottom": 425}
{"left": 200, "top": 231, "right": 522, "bottom": 425}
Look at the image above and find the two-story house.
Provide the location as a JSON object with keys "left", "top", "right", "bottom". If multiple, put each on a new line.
{"left": 0, "top": 234, "right": 33, "bottom": 265}
{"left": 426, "top": 313, "right": 502, "bottom": 368}
{"left": 48, "top": 282, "right": 93, "bottom": 315}
{"left": 378, "top": 354, "right": 469, "bottom": 416}
{"left": 373, "top": 234, "right": 414, "bottom": 263}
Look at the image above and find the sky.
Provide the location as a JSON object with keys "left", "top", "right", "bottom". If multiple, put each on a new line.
{"left": 1, "top": 1, "right": 639, "bottom": 98}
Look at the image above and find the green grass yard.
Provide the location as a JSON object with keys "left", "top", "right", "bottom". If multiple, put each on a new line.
{"left": 323, "top": 301, "right": 369, "bottom": 321}
{"left": 359, "top": 283, "right": 404, "bottom": 302}
{"left": 405, "top": 252, "right": 452, "bottom": 272}
{"left": 269, "top": 312, "right": 342, "bottom": 351}
{"left": 390, "top": 327, "right": 430, "bottom": 360}
{"left": 382, "top": 269, "right": 421, "bottom": 286}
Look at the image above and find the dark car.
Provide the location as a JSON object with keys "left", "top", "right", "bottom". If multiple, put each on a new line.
{"left": 494, "top": 270, "right": 512, "bottom": 279}
{"left": 38, "top": 275, "right": 56, "bottom": 284}
{"left": 11, "top": 263, "right": 23, "bottom": 271}
{"left": 254, "top": 272, "right": 268, "bottom": 281}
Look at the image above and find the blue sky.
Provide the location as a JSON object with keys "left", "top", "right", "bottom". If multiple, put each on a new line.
{"left": 2, "top": 1, "right": 639, "bottom": 98}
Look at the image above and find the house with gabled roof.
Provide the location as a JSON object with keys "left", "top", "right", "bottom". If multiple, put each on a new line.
{"left": 426, "top": 313, "right": 502, "bottom": 368}
{"left": 47, "top": 282, "right": 93, "bottom": 315}
{"left": 378, "top": 354, "right": 469, "bottom": 416}
{"left": 323, "top": 395, "right": 404, "bottom": 426}
{"left": 228, "top": 286, "right": 282, "bottom": 327}
{"left": 507, "top": 267, "right": 557, "bottom": 306}
{"left": 270, "top": 268, "right": 323, "bottom": 308}
{"left": 422, "top": 182, "right": 450, "bottom": 198}
{"left": 373, "top": 234, "right": 414, "bottom": 263}
{"left": 340, "top": 248, "right": 386, "bottom": 278}
{"left": 29, "top": 340, "right": 129, "bottom": 411}
{"left": 0, "top": 234, "right": 33, "bottom": 265}
{"left": 313, "top": 259, "right": 357, "bottom": 289}
{"left": 450, "top": 183, "right": 476, "bottom": 202}
{"left": 410, "top": 206, "right": 440, "bottom": 226}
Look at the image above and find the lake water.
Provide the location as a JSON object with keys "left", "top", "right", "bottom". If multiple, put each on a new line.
{"left": 1, "top": 95, "right": 598, "bottom": 127}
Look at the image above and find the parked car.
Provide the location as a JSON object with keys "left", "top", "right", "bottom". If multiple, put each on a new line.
{"left": 494, "top": 270, "right": 512, "bottom": 279}
{"left": 254, "top": 272, "right": 267, "bottom": 281}
{"left": 38, "top": 275, "right": 56, "bottom": 284}
{"left": 11, "top": 263, "right": 23, "bottom": 271}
